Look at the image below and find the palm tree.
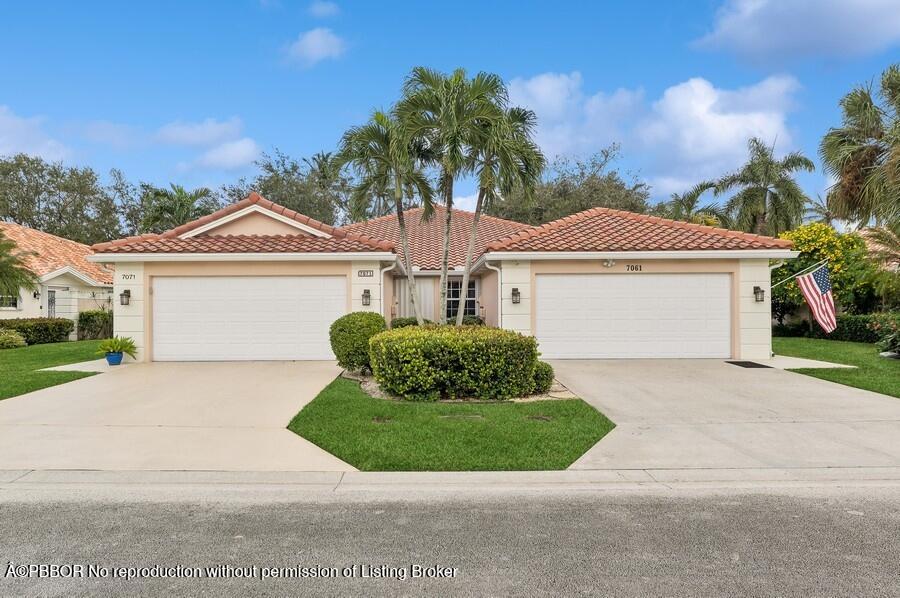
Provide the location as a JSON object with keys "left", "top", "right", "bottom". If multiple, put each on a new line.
{"left": 714, "top": 137, "right": 815, "bottom": 236}
{"left": 398, "top": 67, "right": 506, "bottom": 323}
{"left": 140, "top": 184, "right": 218, "bottom": 233}
{"left": 865, "top": 219, "right": 900, "bottom": 267}
{"left": 665, "top": 181, "right": 725, "bottom": 226}
{"left": 804, "top": 194, "right": 838, "bottom": 226}
{"left": 455, "top": 107, "right": 545, "bottom": 325}
{"left": 338, "top": 110, "right": 434, "bottom": 324}
{"left": 820, "top": 63, "right": 900, "bottom": 227}
{"left": 0, "top": 230, "right": 38, "bottom": 299}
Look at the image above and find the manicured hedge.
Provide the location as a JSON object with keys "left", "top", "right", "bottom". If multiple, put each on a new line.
{"left": 0, "top": 318, "right": 74, "bottom": 345}
{"left": 390, "top": 316, "right": 435, "bottom": 329}
{"left": 772, "top": 313, "right": 883, "bottom": 343}
{"left": 531, "top": 361, "right": 555, "bottom": 394}
{"left": 329, "top": 312, "right": 386, "bottom": 372}
{"left": 0, "top": 329, "right": 26, "bottom": 349}
{"left": 369, "top": 325, "right": 539, "bottom": 401}
{"left": 77, "top": 310, "right": 113, "bottom": 340}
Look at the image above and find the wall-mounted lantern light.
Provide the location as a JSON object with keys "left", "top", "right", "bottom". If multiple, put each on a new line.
{"left": 33, "top": 290, "right": 41, "bottom": 299}
{"left": 120, "top": 289, "right": 131, "bottom": 306}
{"left": 511, "top": 288, "right": 521, "bottom": 304}
{"left": 753, "top": 286, "right": 765, "bottom": 303}
{"left": 362, "top": 289, "right": 371, "bottom": 306}
{"left": 602, "top": 259, "right": 616, "bottom": 268}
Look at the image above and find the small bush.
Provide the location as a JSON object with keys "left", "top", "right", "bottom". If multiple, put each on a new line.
{"left": 78, "top": 309, "right": 113, "bottom": 340}
{"left": 370, "top": 325, "right": 538, "bottom": 400}
{"left": 390, "top": 316, "right": 434, "bottom": 329}
{"left": 0, "top": 329, "right": 26, "bottom": 350}
{"left": 329, "top": 312, "right": 386, "bottom": 372}
{"left": 0, "top": 318, "right": 74, "bottom": 345}
{"left": 97, "top": 336, "right": 137, "bottom": 358}
{"left": 869, "top": 313, "right": 900, "bottom": 353}
{"left": 772, "top": 313, "right": 881, "bottom": 343}
{"left": 460, "top": 315, "right": 484, "bottom": 326}
{"left": 531, "top": 361, "right": 554, "bottom": 394}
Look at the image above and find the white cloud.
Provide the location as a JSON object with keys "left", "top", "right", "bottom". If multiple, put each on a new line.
{"left": 507, "top": 71, "right": 801, "bottom": 198}
{"left": 636, "top": 75, "right": 799, "bottom": 193}
{"left": 156, "top": 117, "right": 243, "bottom": 146}
{"left": 453, "top": 193, "right": 478, "bottom": 212}
{"left": 696, "top": 0, "right": 900, "bottom": 62}
{"left": 193, "top": 138, "right": 260, "bottom": 170}
{"left": 0, "top": 106, "right": 69, "bottom": 160}
{"left": 309, "top": 1, "right": 339, "bottom": 18}
{"left": 287, "top": 28, "right": 346, "bottom": 67}
{"left": 509, "top": 72, "right": 643, "bottom": 159}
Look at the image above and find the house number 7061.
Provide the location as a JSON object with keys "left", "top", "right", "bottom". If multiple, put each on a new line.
{"left": 625, "top": 264, "right": 642, "bottom": 272}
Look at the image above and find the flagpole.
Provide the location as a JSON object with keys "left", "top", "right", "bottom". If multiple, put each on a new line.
{"left": 771, "top": 258, "right": 828, "bottom": 289}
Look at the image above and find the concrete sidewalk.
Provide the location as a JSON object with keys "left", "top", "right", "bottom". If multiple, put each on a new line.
{"left": 2, "top": 467, "right": 899, "bottom": 503}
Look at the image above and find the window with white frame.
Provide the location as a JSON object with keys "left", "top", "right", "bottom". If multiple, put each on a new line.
{"left": 0, "top": 294, "right": 19, "bottom": 309}
{"left": 446, "top": 279, "right": 477, "bottom": 319}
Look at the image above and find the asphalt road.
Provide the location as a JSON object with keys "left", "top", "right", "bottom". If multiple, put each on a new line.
{"left": 1, "top": 488, "right": 898, "bottom": 597}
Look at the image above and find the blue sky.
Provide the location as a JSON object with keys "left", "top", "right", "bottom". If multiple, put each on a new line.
{"left": 2, "top": 0, "right": 900, "bottom": 210}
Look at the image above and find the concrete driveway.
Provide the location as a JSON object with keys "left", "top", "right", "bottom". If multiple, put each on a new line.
{"left": 553, "top": 360, "right": 900, "bottom": 471}
{"left": 0, "top": 362, "right": 354, "bottom": 471}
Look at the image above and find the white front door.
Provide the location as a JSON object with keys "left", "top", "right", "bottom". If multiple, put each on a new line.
{"left": 152, "top": 276, "right": 347, "bottom": 361}
{"left": 535, "top": 273, "right": 732, "bottom": 359}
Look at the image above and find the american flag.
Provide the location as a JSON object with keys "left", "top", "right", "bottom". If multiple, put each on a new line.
{"left": 797, "top": 265, "right": 836, "bottom": 333}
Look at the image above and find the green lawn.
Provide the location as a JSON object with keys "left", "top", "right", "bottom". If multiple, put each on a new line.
{"left": 0, "top": 340, "right": 103, "bottom": 400}
{"left": 288, "top": 377, "right": 615, "bottom": 471}
{"left": 773, "top": 337, "right": 900, "bottom": 398}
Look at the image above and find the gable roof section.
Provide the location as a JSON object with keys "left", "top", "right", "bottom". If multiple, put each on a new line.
{"left": 486, "top": 207, "right": 794, "bottom": 253}
{"left": 0, "top": 221, "right": 113, "bottom": 285}
{"left": 340, "top": 205, "right": 530, "bottom": 270}
{"left": 92, "top": 193, "right": 395, "bottom": 255}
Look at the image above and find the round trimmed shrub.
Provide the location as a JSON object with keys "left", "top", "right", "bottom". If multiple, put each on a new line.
{"left": 390, "top": 316, "right": 434, "bottom": 329}
{"left": 0, "top": 328, "right": 26, "bottom": 349}
{"left": 369, "top": 325, "right": 539, "bottom": 400}
{"left": 531, "top": 361, "right": 554, "bottom": 394}
{"left": 329, "top": 312, "right": 386, "bottom": 372}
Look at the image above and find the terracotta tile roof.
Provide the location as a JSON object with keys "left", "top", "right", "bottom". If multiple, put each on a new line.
{"left": 0, "top": 221, "right": 113, "bottom": 285}
{"left": 340, "top": 205, "right": 530, "bottom": 270}
{"left": 93, "top": 234, "right": 390, "bottom": 254}
{"left": 92, "top": 193, "right": 395, "bottom": 254}
{"left": 486, "top": 207, "right": 795, "bottom": 253}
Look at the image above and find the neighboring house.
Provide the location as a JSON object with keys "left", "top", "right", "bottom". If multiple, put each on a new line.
{"left": 0, "top": 222, "right": 114, "bottom": 333}
{"left": 90, "top": 193, "right": 797, "bottom": 362}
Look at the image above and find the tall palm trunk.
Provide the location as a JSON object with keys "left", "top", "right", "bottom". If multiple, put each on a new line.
{"left": 437, "top": 168, "right": 453, "bottom": 324}
{"left": 455, "top": 188, "right": 484, "bottom": 325}
{"left": 395, "top": 181, "right": 424, "bottom": 325}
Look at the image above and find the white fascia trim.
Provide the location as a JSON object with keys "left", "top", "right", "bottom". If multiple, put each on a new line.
{"left": 88, "top": 252, "right": 397, "bottom": 263}
{"left": 179, "top": 204, "right": 332, "bottom": 239}
{"left": 39, "top": 266, "right": 111, "bottom": 288}
{"left": 481, "top": 250, "right": 800, "bottom": 261}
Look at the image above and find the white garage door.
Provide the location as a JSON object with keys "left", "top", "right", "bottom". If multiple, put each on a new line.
{"left": 535, "top": 273, "right": 731, "bottom": 359}
{"left": 152, "top": 276, "right": 347, "bottom": 361}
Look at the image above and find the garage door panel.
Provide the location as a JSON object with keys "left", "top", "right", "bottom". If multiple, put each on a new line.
{"left": 536, "top": 273, "right": 731, "bottom": 359}
{"left": 152, "top": 276, "right": 346, "bottom": 361}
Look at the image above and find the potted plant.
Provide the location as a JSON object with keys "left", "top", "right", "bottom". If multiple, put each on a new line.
{"left": 97, "top": 336, "right": 137, "bottom": 365}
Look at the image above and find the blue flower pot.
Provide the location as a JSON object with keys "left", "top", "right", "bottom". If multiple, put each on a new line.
{"left": 105, "top": 352, "right": 124, "bottom": 366}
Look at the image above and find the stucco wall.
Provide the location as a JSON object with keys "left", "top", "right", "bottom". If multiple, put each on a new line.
{"left": 738, "top": 259, "right": 774, "bottom": 360}
{"left": 199, "top": 211, "right": 310, "bottom": 236}
{"left": 479, "top": 269, "right": 498, "bottom": 327}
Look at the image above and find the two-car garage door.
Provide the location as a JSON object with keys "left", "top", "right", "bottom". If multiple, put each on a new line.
{"left": 152, "top": 276, "right": 346, "bottom": 361}
{"left": 535, "top": 273, "right": 732, "bottom": 359}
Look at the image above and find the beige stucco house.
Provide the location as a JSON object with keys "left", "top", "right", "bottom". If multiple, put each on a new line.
{"left": 1, "top": 222, "right": 113, "bottom": 335}
{"left": 89, "top": 193, "right": 797, "bottom": 362}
